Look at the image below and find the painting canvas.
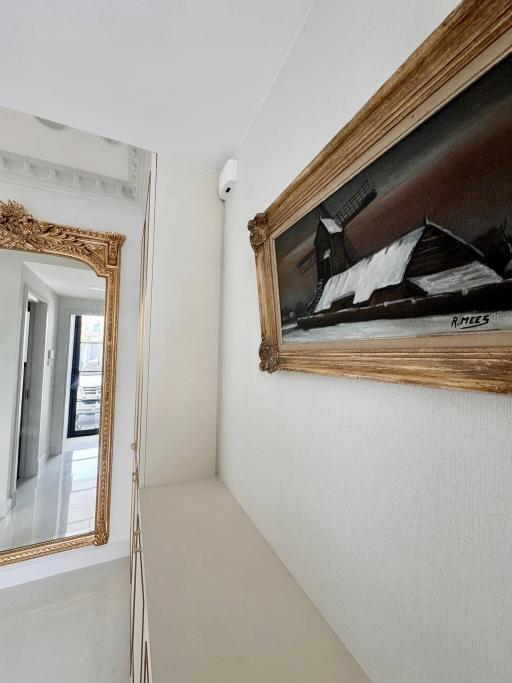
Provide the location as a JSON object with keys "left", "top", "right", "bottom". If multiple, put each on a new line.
{"left": 275, "top": 54, "right": 512, "bottom": 344}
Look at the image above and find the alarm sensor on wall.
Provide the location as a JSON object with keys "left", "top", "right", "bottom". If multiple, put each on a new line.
{"left": 218, "top": 158, "right": 238, "bottom": 199}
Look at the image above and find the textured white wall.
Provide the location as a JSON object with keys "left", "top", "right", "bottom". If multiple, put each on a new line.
{"left": 219, "top": 2, "right": 512, "bottom": 682}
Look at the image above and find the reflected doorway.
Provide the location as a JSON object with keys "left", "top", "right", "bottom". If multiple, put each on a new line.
{"left": 17, "top": 296, "right": 49, "bottom": 482}
{"left": 17, "top": 300, "right": 32, "bottom": 481}
{"left": 67, "top": 314, "right": 104, "bottom": 438}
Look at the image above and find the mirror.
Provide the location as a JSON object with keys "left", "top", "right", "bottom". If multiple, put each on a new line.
{"left": 0, "top": 201, "right": 124, "bottom": 565}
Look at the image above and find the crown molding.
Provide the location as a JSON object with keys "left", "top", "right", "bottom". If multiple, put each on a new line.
{"left": 0, "top": 145, "right": 150, "bottom": 209}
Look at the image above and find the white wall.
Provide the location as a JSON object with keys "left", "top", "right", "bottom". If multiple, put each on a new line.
{"left": 141, "top": 154, "right": 222, "bottom": 486}
{"left": 0, "top": 179, "right": 145, "bottom": 588}
{"left": 219, "top": 2, "right": 512, "bottom": 683}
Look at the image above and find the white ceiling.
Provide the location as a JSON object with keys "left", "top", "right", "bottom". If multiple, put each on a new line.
{"left": 25, "top": 260, "right": 106, "bottom": 300}
{"left": 0, "top": 0, "right": 314, "bottom": 170}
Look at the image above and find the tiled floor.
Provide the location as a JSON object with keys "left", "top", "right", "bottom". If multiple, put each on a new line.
{"left": 0, "top": 558, "right": 129, "bottom": 683}
{"left": 0, "top": 440, "right": 98, "bottom": 551}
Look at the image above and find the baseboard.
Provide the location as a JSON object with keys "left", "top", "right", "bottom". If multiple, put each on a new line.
{"left": 38, "top": 450, "right": 50, "bottom": 465}
{"left": 0, "top": 537, "right": 130, "bottom": 590}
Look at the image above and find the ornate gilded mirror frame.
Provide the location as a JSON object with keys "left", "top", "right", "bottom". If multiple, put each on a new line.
{"left": 0, "top": 200, "right": 125, "bottom": 566}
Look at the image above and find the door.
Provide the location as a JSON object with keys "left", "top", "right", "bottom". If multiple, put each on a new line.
{"left": 67, "top": 314, "right": 104, "bottom": 438}
{"left": 17, "top": 302, "right": 33, "bottom": 480}
{"left": 17, "top": 299, "right": 48, "bottom": 480}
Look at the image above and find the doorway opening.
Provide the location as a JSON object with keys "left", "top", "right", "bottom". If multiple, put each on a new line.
{"left": 16, "top": 296, "right": 49, "bottom": 483}
{"left": 67, "top": 314, "right": 104, "bottom": 438}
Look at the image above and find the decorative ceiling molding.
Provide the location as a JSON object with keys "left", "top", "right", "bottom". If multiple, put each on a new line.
{"left": 0, "top": 145, "right": 150, "bottom": 209}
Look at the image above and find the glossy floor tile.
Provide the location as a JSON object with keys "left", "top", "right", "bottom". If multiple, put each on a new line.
{"left": 0, "top": 558, "right": 129, "bottom": 683}
{"left": 0, "top": 439, "right": 98, "bottom": 551}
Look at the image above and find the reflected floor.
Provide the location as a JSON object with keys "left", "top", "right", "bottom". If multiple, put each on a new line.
{"left": 0, "top": 440, "right": 98, "bottom": 551}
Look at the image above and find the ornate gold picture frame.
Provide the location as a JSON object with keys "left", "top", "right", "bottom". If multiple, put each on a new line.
{"left": 249, "top": 0, "right": 512, "bottom": 394}
{"left": 0, "top": 200, "right": 125, "bottom": 566}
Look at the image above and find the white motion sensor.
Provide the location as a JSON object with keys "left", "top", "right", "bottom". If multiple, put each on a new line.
{"left": 218, "top": 158, "right": 238, "bottom": 200}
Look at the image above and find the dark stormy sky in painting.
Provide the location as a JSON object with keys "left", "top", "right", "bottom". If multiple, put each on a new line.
{"left": 276, "top": 54, "right": 512, "bottom": 309}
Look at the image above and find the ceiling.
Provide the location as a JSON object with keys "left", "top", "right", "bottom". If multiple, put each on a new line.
{"left": 0, "top": 0, "right": 314, "bottom": 170}
{"left": 25, "top": 259, "right": 106, "bottom": 300}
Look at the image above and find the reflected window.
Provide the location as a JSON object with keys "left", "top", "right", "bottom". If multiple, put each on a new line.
{"left": 67, "top": 315, "right": 104, "bottom": 437}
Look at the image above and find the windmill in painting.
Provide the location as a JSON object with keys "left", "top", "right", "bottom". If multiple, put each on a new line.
{"left": 298, "top": 217, "right": 507, "bottom": 330}
{"left": 276, "top": 54, "right": 512, "bottom": 343}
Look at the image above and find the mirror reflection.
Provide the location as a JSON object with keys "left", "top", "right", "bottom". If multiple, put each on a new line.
{"left": 0, "top": 250, "right": 105, "bottom": 551}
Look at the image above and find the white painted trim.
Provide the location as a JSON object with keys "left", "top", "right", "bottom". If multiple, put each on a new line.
{"left": 215, "top": 199, "right": 225, "bottom": 475}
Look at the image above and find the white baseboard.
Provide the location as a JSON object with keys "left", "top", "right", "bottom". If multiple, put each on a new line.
{"left": 38, "top": 450, "right": 50, "bottom": 465}
{"left": 0, "top": 537, "right": 130, "bottom": 590}
{"left": 0, "top": 496, "right": 12, "bottom": 520}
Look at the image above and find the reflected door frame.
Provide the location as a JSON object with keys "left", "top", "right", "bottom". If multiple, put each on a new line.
{"left": 10, "top": 289, "right": 49, "bottom": 507}
{"left": 9, "top": 296, "right": 31, "bottom": 508}
{"left": 66, "top": 314, "right": 103, "bottom": 439}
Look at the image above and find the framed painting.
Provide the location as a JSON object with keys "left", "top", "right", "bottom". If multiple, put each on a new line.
{"left": 249, "top": 0, "right": 512, "bottom": 393}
